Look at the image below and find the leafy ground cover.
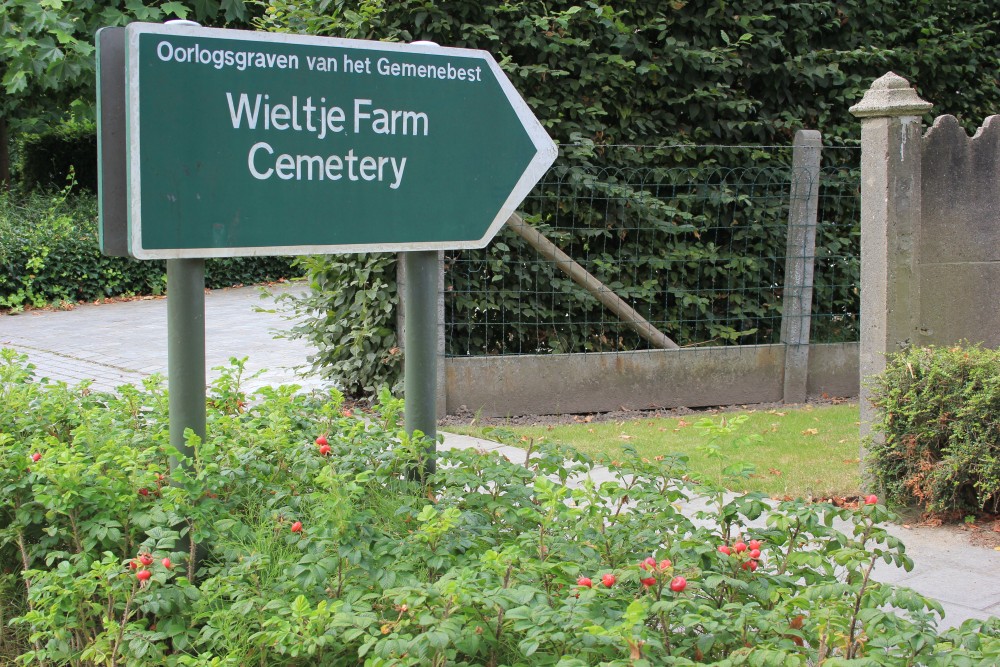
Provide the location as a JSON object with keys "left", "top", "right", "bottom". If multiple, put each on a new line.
{"left": 2, "top": 350, "right": 999, "bottom": 665}
{"left": 445, "top": 403, "right": 862, "bottom": 500}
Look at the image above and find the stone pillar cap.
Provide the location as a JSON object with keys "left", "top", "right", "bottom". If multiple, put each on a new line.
{"left": 850, "top": 72, "right": 933, "bottom": 118}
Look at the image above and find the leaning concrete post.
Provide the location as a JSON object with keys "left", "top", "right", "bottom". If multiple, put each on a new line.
{"left": 849, "top": 72, "right": 932, "bottom": 483}
{"left": 780, "top": 130, "right": 822, "bottom": 404}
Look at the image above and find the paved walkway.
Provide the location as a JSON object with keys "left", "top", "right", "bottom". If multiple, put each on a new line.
{"left": 0, "top": 282, "right": 325, "bottom": 394}
{"left": 3, "top": 284, "right": 1000, "bottom": 629}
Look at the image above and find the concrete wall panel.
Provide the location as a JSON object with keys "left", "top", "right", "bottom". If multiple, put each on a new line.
{"left": 807, "top": 343, "right": 860, "bottom": 399}
{"left": 920, "top": 115, "right": 1000, "bottom": 264}
{"left": 447, "top": 345, "right": 798, "bottom": 417}
{"left": 919, "top": 263, "right": 1000, "bottom": 348}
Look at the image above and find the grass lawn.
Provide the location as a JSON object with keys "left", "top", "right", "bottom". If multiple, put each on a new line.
{"left": 444, "top": 402, "right": 863, "bottom": 499}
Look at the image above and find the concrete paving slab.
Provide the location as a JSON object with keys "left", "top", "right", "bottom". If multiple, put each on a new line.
{"left": 1, "top": 282, "right": 323, "bottom": 393}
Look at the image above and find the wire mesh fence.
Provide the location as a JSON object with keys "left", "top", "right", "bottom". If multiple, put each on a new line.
{"left": 812, "top": 156, "right": 862, "bottom": 343}
{"left": 444, "top": 144, "right": 860, "bottom": 357}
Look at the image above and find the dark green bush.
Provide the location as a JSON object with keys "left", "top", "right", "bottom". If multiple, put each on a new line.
{"left": 0, "top": 189, "right": 300, "bottom": 310}
{"left": 867, "top": 344, "right": 1000, "bottom": 515}
{"left": 18, "top": 120, "right": 98, "bottom": 192}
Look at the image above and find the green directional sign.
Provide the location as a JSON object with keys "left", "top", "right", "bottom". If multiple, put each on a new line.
{"left": 109, "top": 23, "right": 557, "bottom": 259}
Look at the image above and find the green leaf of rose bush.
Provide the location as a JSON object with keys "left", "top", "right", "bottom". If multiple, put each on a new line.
{"left": 2, "top": 348, "right": 999, "bottom": 665}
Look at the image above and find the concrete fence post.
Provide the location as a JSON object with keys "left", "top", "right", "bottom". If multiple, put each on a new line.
{"left": 849, "top": 72, "right": 932, "bottom": 482}
{"left": 780, "top": 130, "right": 823, "bottom": 404}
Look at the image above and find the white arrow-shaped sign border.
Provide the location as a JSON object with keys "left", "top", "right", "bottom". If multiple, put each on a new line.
{"left": 124, "top": 23, "right": 558, "bottom": 259}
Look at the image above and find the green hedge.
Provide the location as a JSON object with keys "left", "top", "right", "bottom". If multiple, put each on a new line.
{"left": 18, "top": 120, "right": 98, "bottom": 192}
{"left": 0, "top": 190, "right": 300, "bottom": 310}
{"left": 866, "top": 344, "right": 1000, "bottom": 516}
{"left": 269, "top": 0, "right": 998, "bottom": 396}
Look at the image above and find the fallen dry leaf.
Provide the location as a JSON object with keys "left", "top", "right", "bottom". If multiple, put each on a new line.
{"left": 768, "top": 468, "right": 783, "bottom": 476}
{"left": 802, "top": 428, "right": 819, "bottom": 436}
{"left": 620, "top": 434, "right": 633, "bottom": 440}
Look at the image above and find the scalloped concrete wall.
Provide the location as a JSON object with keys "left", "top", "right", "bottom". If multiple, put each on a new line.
{"left": 919, "top": 115, "right": 1000, "bottom": 347}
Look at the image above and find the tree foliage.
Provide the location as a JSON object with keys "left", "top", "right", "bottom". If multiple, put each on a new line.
{"left": 0, "top": 0, "right": 253, "bottom": 187}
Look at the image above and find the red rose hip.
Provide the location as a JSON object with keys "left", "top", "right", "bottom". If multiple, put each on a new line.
{"left": 669, "top": 576, "right": 687, "bottom": 592}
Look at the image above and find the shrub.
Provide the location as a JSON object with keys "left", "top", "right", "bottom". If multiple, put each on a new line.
{"left": 18, "top": 120, "right": 98, "bottom": 192}
{"left": 0, "top": 188, "right": 300, "bottom": 310}
{"left": 279, "top": 253, "right": 400, "bottom": 397}
{"left": 866, "top": 343, "right": 1000, "bottom": 516}
{"left": 3, "top": 348, "right": 1000, "bottom": 665}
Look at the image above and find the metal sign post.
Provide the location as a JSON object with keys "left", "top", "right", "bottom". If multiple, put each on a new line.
{"left": 166, "top": 258, "right": 205, "bottom": 464}
{"left": 403, "top": 250, "right": 439, "bottom": 474}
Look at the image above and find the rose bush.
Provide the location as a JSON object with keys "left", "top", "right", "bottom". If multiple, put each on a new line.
{"left": 1, "top": 348, "right": 999, "bottom": 665}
